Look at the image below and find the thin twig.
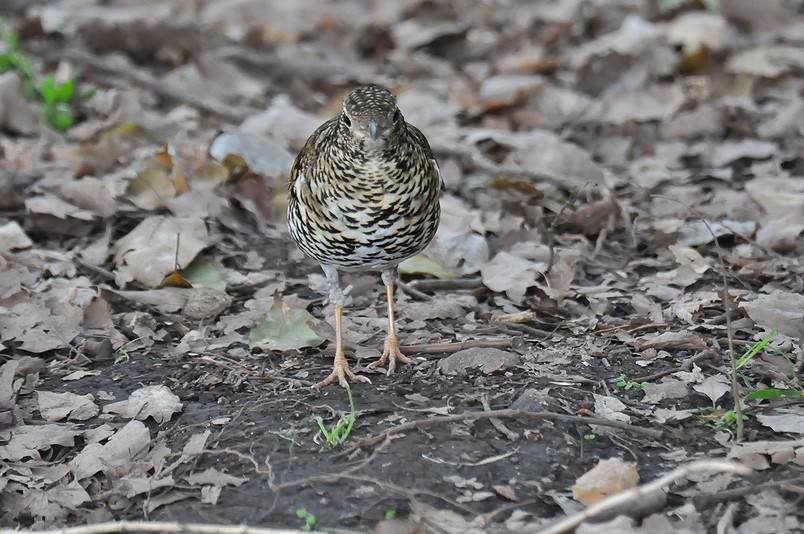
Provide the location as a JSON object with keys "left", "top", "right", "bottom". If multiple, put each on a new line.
{"left": 481, "top": 395, "right": 519, "bottom": 441}
{"left": 322, "top": 337, "right": 516, "bottom": 355}
{"left": 73, "top": 255, "right": 117, "bottom": 281}
{"left": 274, "top": 437, "right": 391, "bottom": 490}
{"left": 654, "top": 196, "right": 744, "bottom": 441}
{"left": 538, "top": 460, "right": 752, "bottom": 534}
{"left": 692, "top": 475, "right": 804, "bottom": 509}
{"left": 343, "top": 474, "right": 479, "bottom": 517}
{"left": 633, "top": 351, "right": 713, "bottom": 382}
{"left": 396, "top": 279, "right": 432, "bottom": 301}
{"left": 408, "top": 277, "right": 484, "bottom": 291}
{"left": 0, "top": 522, "right": 304, "bottom": 534}
{"left": 339, "top": 408, "right": 663, "bottom": 457}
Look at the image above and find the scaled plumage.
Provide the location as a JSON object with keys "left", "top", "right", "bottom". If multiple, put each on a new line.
{"left": 288, "top": 85, "right": 442, "bottom": 388}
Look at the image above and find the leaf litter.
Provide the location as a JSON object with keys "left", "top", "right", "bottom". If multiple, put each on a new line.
{"left": 1, "top": 0, "right": 803, "bottom": 532}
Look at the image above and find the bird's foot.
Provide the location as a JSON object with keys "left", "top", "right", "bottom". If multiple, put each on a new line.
{"left": 315, "top": 359, "right": 371, "bottom": 389}
{"left": 368, "top": 334, "right": 416, "bottom": 375}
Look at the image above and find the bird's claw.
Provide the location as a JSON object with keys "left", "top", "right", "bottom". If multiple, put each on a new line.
{"left": 368, "top": 334, "right": 416, "bottom": 375}
{"left": 315, "top": 361, "right": 371, "bottom": 389}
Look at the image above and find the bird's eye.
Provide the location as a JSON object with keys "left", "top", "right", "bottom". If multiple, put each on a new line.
{"left": 343, "top": 114, "right": 352, "bottom": 127}
{"left": 393, "top": 109, "right": 402, "bottom": 123}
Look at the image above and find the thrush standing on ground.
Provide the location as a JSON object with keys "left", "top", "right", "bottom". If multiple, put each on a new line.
{"left": 287, "top": 85, "right": 443, "bottom": 388}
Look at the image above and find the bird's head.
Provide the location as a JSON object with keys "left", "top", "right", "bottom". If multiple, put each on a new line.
{"left": 339, "top": 86, "right": 404, "bottom": 148}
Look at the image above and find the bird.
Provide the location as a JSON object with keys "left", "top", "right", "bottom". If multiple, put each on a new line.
{"left": 287, "top": 85, "right": 443, "bottom": 388}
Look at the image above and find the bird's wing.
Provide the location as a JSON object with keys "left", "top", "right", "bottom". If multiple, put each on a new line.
{"left": 288, "top": 117, "right": 338, "bottom": 199}
{"left": 406, "top": 124, "right": 444, "bottom": 192}
{"left": 432, "top": 158, "right": 445, "bottom": 191}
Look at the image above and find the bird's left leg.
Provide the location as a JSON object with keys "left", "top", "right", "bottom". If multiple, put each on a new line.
{"left": 368, "top": 267, "right": 416, "bottom": 374}
{"left": 315, "top": 265, "right": 371, "bottom": 388}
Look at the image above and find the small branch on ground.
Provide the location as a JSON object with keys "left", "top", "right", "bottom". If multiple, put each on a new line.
{"left": 342, "top": 475, "right": 479, "bottom": 517}
{"left": 0, "top": 522, "right": 304, "bottom": 534}
{"left": 634, "top": 351, "right": 713, "bottom": 382}
{"left": 654, "top": 197, "right": 745, "bottom": 441}
{"left": 275, "top": 437, "right": 391, "bottom": 490}
{"left": 481, "top": 395, "right": 519, "bottom": 441}
{"left": 338, "top": 408, "right": 664, "bottom": 457}
{"left": 323, "top": 337, "right": 517, "bottom": 355}
{"left": 692, "top": 475, "right": 804, "bottom": 509}
{"left": 539, "top": 460, "right": 752, "bottom": 534}
{"left": 396, "top": 279, "right": 432, "bottom": 300}
{"left": 408, "top": 277, "right": 484, "bottom": 291}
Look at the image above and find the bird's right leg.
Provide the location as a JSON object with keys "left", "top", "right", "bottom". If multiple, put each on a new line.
{"left": 314, "top": 265, "right": 371, "bottom": 389}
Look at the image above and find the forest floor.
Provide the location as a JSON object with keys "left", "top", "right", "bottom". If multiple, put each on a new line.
{"left": 1, "top": 1, "right": 803, "bottom": 533}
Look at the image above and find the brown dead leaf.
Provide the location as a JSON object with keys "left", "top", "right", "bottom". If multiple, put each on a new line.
{"left": 126, "top": 169, "right": 177, "bottom": 210}
{"left": 481, "top": 251, "right": 543, "bottom": 303}
{"left": 37, "top": 391, "right": 100, "bottom": 422}
{"left": 741, "top": 290, "right": 804, "bottom": 340}
{"left": 438, "top": 347, "right": 520, "bottom": 376}
{"left": 111, "top": 288, "right": 187, "bottom": 314}
{"left": 605, "top": 84, "right": 686, "bottom": 124}
{"left": 103, "top": 385, "right": 183, "bottom": 423}
{"left": 756, "top": 208, "right": 804, "bottom": 253}
{"left": 594, "top": 394, "right": 631, "bottom": 423}
{"left": 0, "top": 72, "right": 39, "bottom": 135}
{"left": 113, "top": 216, "right": 209, "bottom": 287}
{"left": 726, "top": 45, "right": 804, "bottom": 78}
{"left": 25, "top": 194, "right": 96, "bottom": 221}
{"left": 70, "top": 420, "right": 151, "bottom": 481}
{"left": 0, "top": 423, "right": 83, "bottom": 462}
{"left": 571, "top": 15, "right": 660, "bottom": 69}
{"left": 745, "top": 176, "right": 804, "bottom": 212}
{"left": 727, "top": 439, "right": 804, "bottom": 469}
{"left": 0, "top": 221, "right": 33, "bottom": 252}
{"left": 466, "top": 129, "right": 604, "bottom": 188}
{"left": 479, "top": 74, "right": 544, "bottom": 109}
{"left": 209, "top": 131, "right": 294, "bottom": 177}
{"left": 183, "top": 287, "right": 233, "bottom": 320}
{"left": 60, "top": 177, "right": 118, "bottom": 218}
{"left": 668, "top": 245, "right": 710, "bottom": 274}
{"left": 572, "top": 458, "right": 640, "bottom": 505}
{"left": 665, "top": 12, "right": 726, "bottom": 53}
{"left": 398, "top": 295, "right": 475, "bottom": 321}
{"left": 184, "top": 468, "right": 247, "bottom": 488}
{"left": 756, "top": 412, "right": 804, "bottom": 434}
{"left": 238, "top": 95, "right": 323, "bottom": 149}
{"left": 638, "top": 331, "right": 708, "bottom": 351}
{"left": 710, "top": 139, "right": 777, "bottom": 167}
{"left": 0, "top": 299, "right": 84, "bottom": 353}
{"left": 692, "top": 376, "right": 731, "bottom": 404}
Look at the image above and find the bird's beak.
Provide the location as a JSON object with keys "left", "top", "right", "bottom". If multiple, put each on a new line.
{"left": 368, "top": 118, "right": 380, "bottom": 140}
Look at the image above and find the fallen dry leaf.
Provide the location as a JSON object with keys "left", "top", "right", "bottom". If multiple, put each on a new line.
{"left": 37, "top": 391, "right": 100, "bottom": 422}
{"left": 741, "top": 291, "right": 804, "bottom": 340}
{"left": 572, "top": 457, "right": 640, "bottom": 506}
{"left": 438, "top": 347, "right": 520, "bottom": 376}
{"left": 113, "top": 216, "right": 209, "bottom": 287}
{"left": 103, "top": 385, "right": 183, "bottom": 423}
{"left": 249, "top": 291, "right": 325, "bottom": 351}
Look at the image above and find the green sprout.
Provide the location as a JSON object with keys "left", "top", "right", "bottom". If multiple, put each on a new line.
{"left": 0, "top": 22, "right": 34, "bottom": 97}
{"left": 738, "top": 329, "right": 803, "bottom": 400}
{"left": 384, "top": 509, "right": 397, "bottom": 520}
{"left": 114, "top": 346, "right": 131, "bottom": 364}
{"left": 694, "top": 406, "right": 748, "bottom": 431}
{"left": 296, "top": 508, "right": 316, "bottom": 531}
{"left": 314, "top": 382, "right": 357, "bottom": 447}
{"left": 39, "top": 74, "right": 76, "bottom": 131}
{"left": 614, "top": 373, "right": 648, "bottom": 390}
{"left": 0, "top": 19, "right": 84, "bottom": 131}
